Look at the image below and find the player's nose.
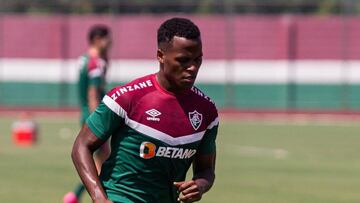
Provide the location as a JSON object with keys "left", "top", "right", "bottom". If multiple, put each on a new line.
{"left": 186, "top": 63, "right": 200, "bottom": 72}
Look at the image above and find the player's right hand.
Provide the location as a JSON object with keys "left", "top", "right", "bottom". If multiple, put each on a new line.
{"left": 174, "top": 180, "right": 204, "bottom": 203}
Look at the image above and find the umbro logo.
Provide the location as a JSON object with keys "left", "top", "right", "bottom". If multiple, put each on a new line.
{"left": 146, "top": 109, "right": 161, "bottom": 121}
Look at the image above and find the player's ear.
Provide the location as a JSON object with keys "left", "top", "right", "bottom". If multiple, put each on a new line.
{"left": 157, "top": 49, "right": 165, "bottom": 64}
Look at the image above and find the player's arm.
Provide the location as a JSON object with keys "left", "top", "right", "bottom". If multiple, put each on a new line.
{"left": 174, "top": 153, "right": 215, "bottom": 203}
{"left": 87, "top": 56, "right": 104, "bottom": 112}
{"left": 72, "top": 100, "right": 123, "bottom": 203}
{"left": 71, "top": 124, "right": 111, "bottom": 202}
{"left": 88, "top": 86, "right": 100, "bottom": 112}
{"left": 193, "top": 153, "right": 216, "bottom": 192}
{"left": 175, "top": 120, "right": 219, "bottom": 203}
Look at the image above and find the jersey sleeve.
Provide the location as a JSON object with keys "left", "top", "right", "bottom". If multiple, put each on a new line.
{"left": 86, "top": 87, "right": 129, "bottom": 140}
{"left": 198, "top": 113, "right": 219, "bottom": 155}
{"left": 87, "top": 56, "right": 105, "bottom": 87}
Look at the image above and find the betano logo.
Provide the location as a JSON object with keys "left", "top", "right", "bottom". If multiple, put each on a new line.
{"left": 139, "top": 142, "right": 197, "bottom": 159}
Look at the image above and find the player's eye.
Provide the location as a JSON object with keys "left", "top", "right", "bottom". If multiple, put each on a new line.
{"left": 176, "top": 57, "right": 190, "bottom": 64}
{"left": 194, "top": 57, "right": 202, "bottom": 64}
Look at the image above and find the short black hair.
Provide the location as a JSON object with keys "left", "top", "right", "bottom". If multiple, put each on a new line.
{"left": 88, "top": 24, "right": 110, "bottom": 44}
{"left": 157, "top": 18, "right": 201, "bottom": 47}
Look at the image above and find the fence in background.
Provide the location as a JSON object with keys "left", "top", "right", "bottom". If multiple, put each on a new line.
{"left": 2, "top": 15, "right": 360, "bottom": 59}
{"left": 1, "top": 14, "right": 360, "bottom": 111}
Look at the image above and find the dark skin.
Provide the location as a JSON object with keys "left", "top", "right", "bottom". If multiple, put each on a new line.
{"left": 72, "top": 36, "right": 215, "bottom": 203}
{"left": 157, "top": 36, "right": 203, "bottom": 94}
{"left": 72, "top": 125, "right": 110, "bottom": 203}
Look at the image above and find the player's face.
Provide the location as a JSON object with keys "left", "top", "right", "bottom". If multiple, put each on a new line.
{"left": 98, "top": 35, "right": 112, "bottom": 53}
{"left": 158, "top": 36, "right": 202, "bottom": 91}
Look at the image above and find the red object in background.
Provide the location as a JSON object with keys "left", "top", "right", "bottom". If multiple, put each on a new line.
{"left": 12, "top": 129, "right": 36, "bottom": 146}
{"left": 12, "top": 119, "right": 37, "bottom": 146}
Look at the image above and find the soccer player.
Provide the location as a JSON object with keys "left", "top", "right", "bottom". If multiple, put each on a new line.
{"left": 72, "top": 18, "right": 219, "bottom": 203}
{"left": 64, "top": 25, "right": 112, "bottom": 203}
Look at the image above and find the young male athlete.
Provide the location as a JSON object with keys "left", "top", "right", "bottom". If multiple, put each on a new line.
{"left": 64, "top": 25, "right": 112, "bottom": 203}
{"left": 72, "top": 18, "right": 219, "bottom": 203}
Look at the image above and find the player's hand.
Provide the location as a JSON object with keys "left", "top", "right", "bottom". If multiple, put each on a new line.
{"left": 174, "top": 180, "right": 204, "bottom": 203}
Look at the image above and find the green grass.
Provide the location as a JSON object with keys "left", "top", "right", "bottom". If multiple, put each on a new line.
{"left": 1, "top": 116, "right": 360, "bottom": 203}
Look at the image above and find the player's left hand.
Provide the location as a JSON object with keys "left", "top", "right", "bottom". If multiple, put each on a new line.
{"left": 174, "top": 180, "right": 205, "bottom": 203}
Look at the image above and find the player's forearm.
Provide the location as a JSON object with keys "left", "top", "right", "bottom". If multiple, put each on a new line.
{"left": 89, "top": 98, "right": 99, "bottom": 113}
{"left": 72, "top": 142, "right": 108, "bottom": 201}
{"left": 88, "top": 87, "right": 100, "bottom": 112}
{"left": 193, "top": 169, "right": 215, "bottom": 194}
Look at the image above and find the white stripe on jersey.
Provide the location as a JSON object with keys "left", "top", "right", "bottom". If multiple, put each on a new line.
{"left": 103, "top": 95, "right": 127, "bottom": 118}
{"left": 207, "top": 117, "right": 219, "bottom": 130}
{"left": 88, "top": 68, "right": 103, "bottom": 78}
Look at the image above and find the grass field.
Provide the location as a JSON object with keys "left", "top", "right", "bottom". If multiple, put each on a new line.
{"left": 1, "top": 115, "right": 360, "bottom": 203}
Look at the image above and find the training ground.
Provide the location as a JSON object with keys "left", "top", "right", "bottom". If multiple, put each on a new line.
{"left": 1, "top": 110, "right": 360, "bottom": 203}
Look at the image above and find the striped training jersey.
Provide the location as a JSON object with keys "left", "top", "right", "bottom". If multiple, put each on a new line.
{"left": 86, "top": 73, "right": 219, "bottom": 203}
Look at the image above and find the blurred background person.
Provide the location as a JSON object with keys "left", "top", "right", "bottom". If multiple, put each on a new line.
{"left": 63, "top": 25, "right": 112, "bottom": 203}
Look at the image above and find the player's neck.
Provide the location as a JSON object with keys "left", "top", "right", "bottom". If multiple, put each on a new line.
{"left": 88, "top": 47, "right": 99, "bottom": 56}
{"left": 155, "top": 72, "right": 187, "bottom": 95}
{"left": 88, "top": 46, "right": 107, "bottom": 58}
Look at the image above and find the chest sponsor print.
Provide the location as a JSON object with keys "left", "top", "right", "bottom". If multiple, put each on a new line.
{"left": 139, "top": 141, "right": 196, "bottom": 159}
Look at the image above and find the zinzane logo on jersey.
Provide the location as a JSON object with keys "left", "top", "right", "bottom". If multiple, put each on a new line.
{"left": 110, "top": 80, "right": 153, "bottom": 100}
{"left": 139, "top": 142, "right": 196, "bottom": 159}
{"left": 189, "top": 110, "right": 203, "bottom": 130}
